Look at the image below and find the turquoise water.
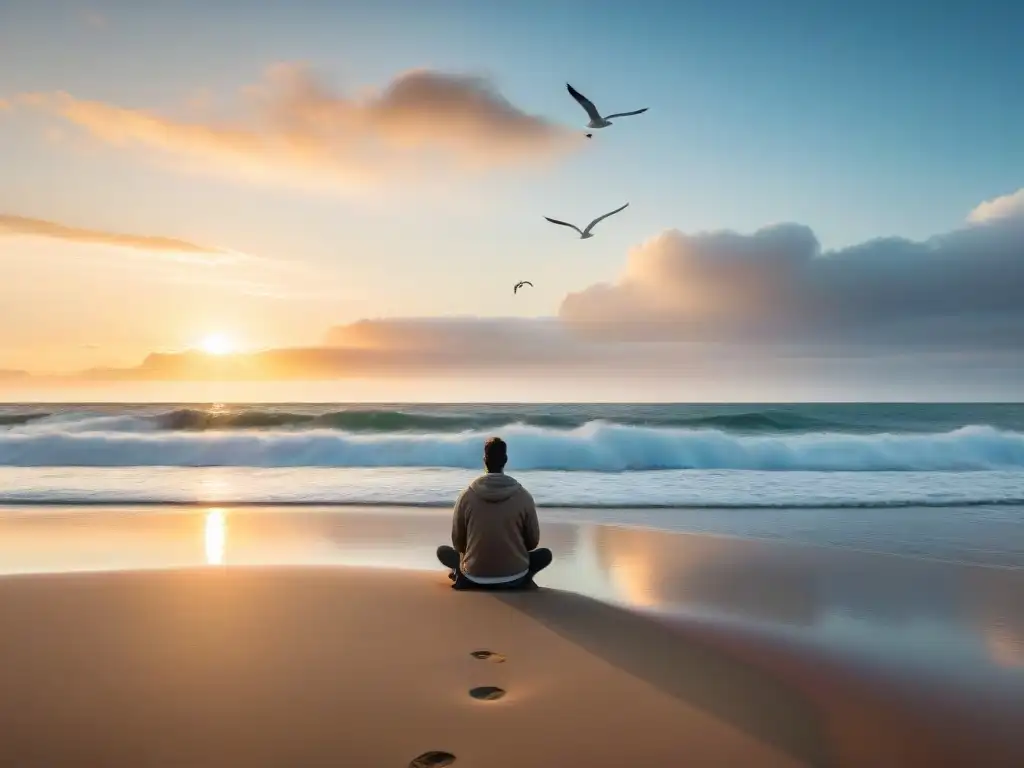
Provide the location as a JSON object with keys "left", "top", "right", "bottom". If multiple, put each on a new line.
{"left": 5, "top": 402, "right": 1024, "bottom": 434}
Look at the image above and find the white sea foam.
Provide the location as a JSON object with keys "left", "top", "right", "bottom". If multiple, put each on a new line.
{"left": 1, "top": 467, "right": 1022, "bottom": 510}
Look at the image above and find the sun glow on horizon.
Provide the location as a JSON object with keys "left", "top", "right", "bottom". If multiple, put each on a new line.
{"left": 199, "top": 333, "right": 234, "bottom": 355}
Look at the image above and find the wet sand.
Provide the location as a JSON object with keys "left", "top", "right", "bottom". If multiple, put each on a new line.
{"left": 1, "top": 506, "right": 1022, "bottom": 766}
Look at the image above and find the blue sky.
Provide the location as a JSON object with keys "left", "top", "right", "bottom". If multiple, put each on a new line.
{"left": 0, "top": 0, "right": 1022, "bottom": 398}
{"left": 4, "top": 0, "right": 1019, "bottom": 238}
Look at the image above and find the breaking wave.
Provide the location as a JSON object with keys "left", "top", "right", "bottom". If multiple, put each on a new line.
{"left": 1, "top": 421, "right": 1023, "bottom": 471}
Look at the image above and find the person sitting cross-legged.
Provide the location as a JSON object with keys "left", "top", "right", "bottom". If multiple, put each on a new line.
{"left": 436, "top": 437, "right": 552, "bottom": 590}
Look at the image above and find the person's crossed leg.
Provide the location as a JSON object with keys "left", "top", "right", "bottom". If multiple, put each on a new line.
{"left": 437, "top": 544, "right": 552, "bottom": 590}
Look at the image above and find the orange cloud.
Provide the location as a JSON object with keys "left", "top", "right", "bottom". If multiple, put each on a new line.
{"left": 18, "top": 64, "right": 583, "bottom": 190}
{"left": 0, "top": 213, "right": 239, "bottom": 263}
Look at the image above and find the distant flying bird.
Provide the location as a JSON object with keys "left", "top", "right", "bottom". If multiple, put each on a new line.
{"left": 513, "top": 280, "right": 533, "bottom": 294}
{"left": 544, "top": 203, "right": 629, "bottom": 239}
{"left": 566, "top": 84, "right": 648, "bottom": 129}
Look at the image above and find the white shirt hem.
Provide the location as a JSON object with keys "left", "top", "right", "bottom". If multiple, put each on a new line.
{"left": 463, "top": 568, "right": 530, "bottom": 584}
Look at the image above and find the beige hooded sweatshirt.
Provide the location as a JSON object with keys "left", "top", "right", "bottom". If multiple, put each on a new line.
{"left": 452, "top": 473, "right": 540, "bottom": 579}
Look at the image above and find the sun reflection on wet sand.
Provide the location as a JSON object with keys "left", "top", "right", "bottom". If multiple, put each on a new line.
{"left": 971, "top": 573, "right": 1024, "bottom": 672}
{"left": 603, "top": 550, "right": 659, "bottom": 607}
{"left": 204, "top": 508, "right": 227, "bottom": 565}
{"left": 985, "top": 624, "right": 1024, "bottom": 669}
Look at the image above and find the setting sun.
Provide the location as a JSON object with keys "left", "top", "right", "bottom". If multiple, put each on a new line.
{"left": 200, "top": 334, "right": 234, "bottom": 355}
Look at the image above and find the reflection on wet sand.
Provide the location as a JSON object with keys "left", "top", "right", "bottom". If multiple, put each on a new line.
{"left": 588, "top": 525, "right": 1024, "bottom": 684}
{"left": 0, "top": 508, "right": 213, "bottom": 573}
{"left": 986, "top": 624, "right": 1024, "bottom": 669}
{"left": 968, "top": 571, "right": 1024, "bottom": 670}
{"left": 204, "top": 509, "right": 227, "bottom": 565}
{"left": 592, "top": 526, "right": 819, "bottom": 624}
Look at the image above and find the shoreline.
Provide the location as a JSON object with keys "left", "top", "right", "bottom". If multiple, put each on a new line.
{"left": 3, "top": 497, "right": 1024, "bottom": 509}
{"left": 2, "top": 501, "right": 1022, "bottom": 571}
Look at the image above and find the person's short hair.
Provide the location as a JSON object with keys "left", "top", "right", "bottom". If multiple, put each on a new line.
{"left": 483, "top": 436, "right": 507, "bottom": 471}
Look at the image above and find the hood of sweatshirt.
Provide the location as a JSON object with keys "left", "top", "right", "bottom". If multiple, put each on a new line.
{"left": 468, "top": 473, "right": 522, "bottom": 503}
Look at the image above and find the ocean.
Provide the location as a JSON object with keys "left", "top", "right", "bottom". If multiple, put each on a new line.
{"left": 1, "top": 402, "right": 1023, "bottom": 566}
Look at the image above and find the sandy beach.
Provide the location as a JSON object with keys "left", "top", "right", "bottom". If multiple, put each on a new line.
{"left": 1, "top": 508, "right": 1022, "bottom": 767}
{"left": 0, "top": 567, "right": 816, "bottom": 767}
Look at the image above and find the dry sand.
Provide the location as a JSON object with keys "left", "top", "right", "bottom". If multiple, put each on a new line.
{"left": 0, "top": 567, "right": 818, "bottom": 767}
{"left": 0, "top": 565, "right": 1019, "bottom": 767}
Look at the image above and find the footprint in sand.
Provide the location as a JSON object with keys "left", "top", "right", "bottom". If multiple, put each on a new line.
{"left": 470, "top": 650, "right": 505, "bottom": 663}
{"left": 469, "top": 686, "right": 506, "bottom": 701}
{"left": 409, "top": 750, "right": 456, "bottom": 767}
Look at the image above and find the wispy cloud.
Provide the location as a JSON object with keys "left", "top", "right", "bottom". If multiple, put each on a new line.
{"left": 0, "top": 212, "right": 341, "bottom": 302}
{"left": 18, "top": 63, "right": 583, "bottom": 191}
{"left": 0, "top": 213, "right": 241, "bottom": 264}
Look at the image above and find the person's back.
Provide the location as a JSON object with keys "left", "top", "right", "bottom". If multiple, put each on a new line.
{"left": 437, "top": 437, "right": 552, "bottom": 589}
{"left": 454, "top": 472, "right": 538, "bottom": 579}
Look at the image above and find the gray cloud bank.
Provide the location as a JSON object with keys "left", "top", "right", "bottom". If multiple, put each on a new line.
{"left": 561, "top": 189, "right": 1024, "bottom": 349}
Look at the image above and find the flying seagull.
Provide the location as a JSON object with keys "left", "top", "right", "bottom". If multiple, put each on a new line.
{"left": 566, "top": 84, "right": 648, "bottom": 129}
{"left": 513, "top": 280, "right": 533, "bottom": 294}
{"left": 544, "top": 203, "right": 629, "bottom": 239}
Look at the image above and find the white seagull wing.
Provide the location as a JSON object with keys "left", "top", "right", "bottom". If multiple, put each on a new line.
{"left": 544, "top": 217, "right": 584, "bottom": 236}
{"left": 603, "top": 107, "right": 649, "bottom": 120}
{"left": 566, "top": 83, "right": 603, "bottom": 122}
{"left": 582, "top": 203, "right": 629, "bottom": 236}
